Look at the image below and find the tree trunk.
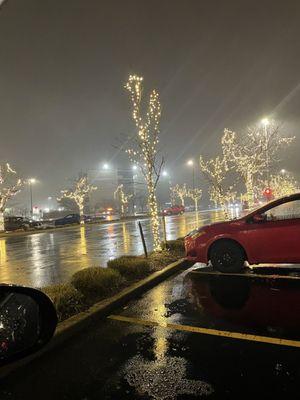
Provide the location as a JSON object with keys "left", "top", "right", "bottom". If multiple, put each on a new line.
{"left": 79, "top": 205, "right": 84, "bottom": 224}
{"left": 245, "top": 172, "right": 254, "bottom": 208}
{"left": 0, "top": 211, "right": 4, "bottom": 232}
{"left": 194, "top": 199, "right": 198, "bottom": 212}
{"left": 180, "top": 196, "right": 185, "bottom": 206}
{"left": 147, "top": 178, "right": 162, "bottom": 252}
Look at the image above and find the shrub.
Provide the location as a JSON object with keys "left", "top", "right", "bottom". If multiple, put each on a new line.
{"left": 43, "top": 284, "right": 85, "bottom": 322}
{"left": 71, "top": 267, "right": 123, "bottom": 301}
{"left": 166, "top": 238, "right": 185, "bottom": 253}
{"left": 107, "top": 256, "right": 152, "bottom": 279}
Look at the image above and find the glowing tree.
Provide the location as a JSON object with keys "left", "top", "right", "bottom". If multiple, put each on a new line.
{"left": 170, "top": 184, "right": 188, "bottom": 206}
{"left": 187, "top": 188, "right": 202, "bottom": 212}
{"left": 0, "top": 163, "right": 23, "bottom": 231}
{"left": 58, "top": 175, "right": 97, "bottom": 224}
{"left": 114, "top": 184, "right": 132, "bottom": 217}
{"left": 199, "top": 155, "right": 234, "bottom": 219}
{"left": 222, "top": 122, "right": 294, "bottom": 206}
{"left": 124, "top": 75, "right": 164, "bottom": 251}
{"left": 261, "top": 173, "right": 298, "bottom": 199}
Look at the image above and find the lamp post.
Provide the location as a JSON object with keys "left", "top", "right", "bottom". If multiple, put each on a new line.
{"left": 28, "top": 178, "right": 36, "bottom": 218}
{"left": 187, "top": 159, "right": 195, "bottom": 189}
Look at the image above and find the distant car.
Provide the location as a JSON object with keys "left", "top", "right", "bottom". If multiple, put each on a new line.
{"left": 185, "top": 193, "right": 300, "bottom": 273}
{"left": 83, "top": 214, "right": 106, "bottom": 223}
{"left": 162, "top": 205, "right": 185, "bottom": 216}
{"left": 5, "top": 217, "right": 31, "bottom": 231}
{"left": 54, "top": 213, "right": 80, "bottom": 226}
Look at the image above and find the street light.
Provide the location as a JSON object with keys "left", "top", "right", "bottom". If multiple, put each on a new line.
{"left": 186, "top": 159, "right": 195, "bottom": 189}
{"left": 162, "top": 170, "right": 168, "bottom": 177}
{"left": 280, "top": 169, "right": 286, "bottom": 174}
{"left": 132, "top": 165, "right": 138, "bottom": 171}
{"left": 102, "top": 163, "right": 110, "bottom": 170}
{"left": 28, "top": 178, "right": 36, "bottom": 218}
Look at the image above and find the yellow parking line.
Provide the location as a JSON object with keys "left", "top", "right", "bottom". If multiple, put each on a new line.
{"left": 108, "top": 314, "right": 300, "bottom": 349}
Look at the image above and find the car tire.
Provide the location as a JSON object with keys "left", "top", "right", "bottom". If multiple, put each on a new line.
{"left": 210, "top": 240, "right": 245, "bottom": 273}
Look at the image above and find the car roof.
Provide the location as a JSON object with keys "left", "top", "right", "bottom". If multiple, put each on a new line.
{"left": 244, "top": 193, "right": 300, "bottom": 219}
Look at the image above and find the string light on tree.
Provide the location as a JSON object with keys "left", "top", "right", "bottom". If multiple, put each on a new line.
{"left": 58, "top": 175, "right": 97, "bottom": 224}
{"left": 187, "top": 187, "right": 202, "bottom": 212}
{"left": 221, "top": 122, "right": 294, "bottom": 207}
{"left": 261, "top": 173, "right": 299, "bottom": 199}
{"left": 199, "top": 155, "right": 234, "bottom": 220}
{"left": 0, "top": 163, "right": 23, "bottom": 231}
{"left": 170, "top": 184, "right": 188, "bottom": 206}
{"left": 124, "top": 74, "right": 164, "bottom": 252}
{"left": 114, "top": 184, "right": 132, "bottom": 218}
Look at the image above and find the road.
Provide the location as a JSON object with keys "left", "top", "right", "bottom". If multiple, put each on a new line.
{"left": 0, "top": 211, "right": 223, "bottom": 288}
{"left": 1, "top": 266, "right": 300, "bottom": 399}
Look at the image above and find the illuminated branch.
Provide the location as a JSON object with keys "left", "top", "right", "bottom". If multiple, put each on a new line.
{"left": 0, "top": 163, "right": 23, "bottom": 231}
{"left": 114, "top": 184, "right": 133, "bottom": 218}
{"left": 199, "top": 155, "right": 234, "bottom": 219}
{"left": 222, "top": 122, "right": 294, "bottom": 206}
{"left": 187, "top": 188, "right": 202, "bottom": 212}
{"left": 124, "top": 74, "right": 164, "bottom": 251}
{"left": 170, "top": 184, "right": 188, "bottom": 206}
{"left": 58, "top": 175, "right": 97, "bottom": 224}
{"left": 261, "top": 173, "right": 299, "bottom": 199}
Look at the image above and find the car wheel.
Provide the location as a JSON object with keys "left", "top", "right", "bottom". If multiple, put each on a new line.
{"left": 210, "top": 240, "right": 245, "bottom": 273}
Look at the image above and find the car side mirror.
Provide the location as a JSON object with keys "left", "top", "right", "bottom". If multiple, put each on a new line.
{"left": 0, "top": 285, "right": 57, "bottom": 366}
{"left": 252, "top": 214, "right": 266, "bottom": 223}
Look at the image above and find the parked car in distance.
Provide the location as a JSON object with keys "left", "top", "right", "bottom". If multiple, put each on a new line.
{"left": 162, "top": 205, "right": 185, "bottom": 216}
{"left": 84, "top": 214, "right": 106, "bottom": 223}
{"left": 185, "top": 193, "right": 300, "bottom": 273}
{"left": 5, "top": 217, "right": 32, "bottom": 231}
{"left": 54, "top": 213, "right": 80, "bottom": 226}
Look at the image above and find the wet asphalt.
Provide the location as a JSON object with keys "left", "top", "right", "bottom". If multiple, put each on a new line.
{"left": 0, "top": 210, "right": 222, "bottom": 287}
{"left": 1, "top": 265, "right": 300, "bottom": 399}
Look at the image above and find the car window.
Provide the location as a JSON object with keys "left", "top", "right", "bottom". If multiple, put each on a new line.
{"left": 263, "top": 199, "right": 300, "bottom": 221}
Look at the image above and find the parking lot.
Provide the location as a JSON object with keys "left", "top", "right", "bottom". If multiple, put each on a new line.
{"left": 1, "top": 264, "right": 300, "bottom": 399}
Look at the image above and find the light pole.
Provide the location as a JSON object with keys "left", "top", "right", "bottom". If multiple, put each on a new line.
{"left": 187, "top": 159, "right": 195, "bottom": 189}
{"left": 28, "top": 178, "right": 36, "bottom": 218}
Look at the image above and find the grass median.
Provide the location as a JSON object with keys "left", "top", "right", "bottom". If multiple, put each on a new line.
{"left": 42, "top": 238, "right": 185, "bottom": 322}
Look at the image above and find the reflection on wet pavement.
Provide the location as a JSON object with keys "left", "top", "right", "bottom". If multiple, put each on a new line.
{"left": 187, "top": 268, "right": 300, "bottom": 338}
{"left": 1, "top": 267, "right": 300, "bottom": 399}
{"left": 0, "top": 211, "right": 221, "bottom": 287}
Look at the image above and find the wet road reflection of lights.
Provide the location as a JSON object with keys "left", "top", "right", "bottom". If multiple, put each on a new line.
{"left": 123, "top": 282, "right": 214, "bottom": 398}
{"left": 0, "top": 239, "right": 6, "bottom": 263}
{"left": 0, "top": 211, "right": 223, "bottom": 287}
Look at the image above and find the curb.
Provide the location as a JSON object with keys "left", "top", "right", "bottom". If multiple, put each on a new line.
{"left": 0, "top": 258, "right": 190, "bottom": 378}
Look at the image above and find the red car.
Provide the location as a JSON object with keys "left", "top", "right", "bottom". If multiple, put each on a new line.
{"left": 162, "top": 205, "right": 185, "bottom": 216}
{"left": 185, "top": 193, "right": 300, "bottom": 272}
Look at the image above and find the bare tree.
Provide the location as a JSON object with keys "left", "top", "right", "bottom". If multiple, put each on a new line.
{"left": 260, "top": 173, "right": 299, "bottom": 199}
{"left": 187, "top": 187, "right": 202, "bottom": 212}
{"left": 124, "top": 74, "right": 164, "bottom": 251}
{"left": 170, "top": 184, "right": 188, "bottom": 206}
{"left": 0, "top": 163, "right": 23, "bottom": 231}
{"left": 199, "top": 155, "right": 234, "bottom": 219}
{"left": 58, "top": 175, "right": 97, "bottom": 224}
{"left": 114, "top": 184, "right": 132, "bottom": 218}
{"left": 222, "top": 122, "right": 294, "bottom": 206}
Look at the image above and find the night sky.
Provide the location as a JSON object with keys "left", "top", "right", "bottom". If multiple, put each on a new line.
{"left": 0, "top": 0, "right": 300, "bottom": 207}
